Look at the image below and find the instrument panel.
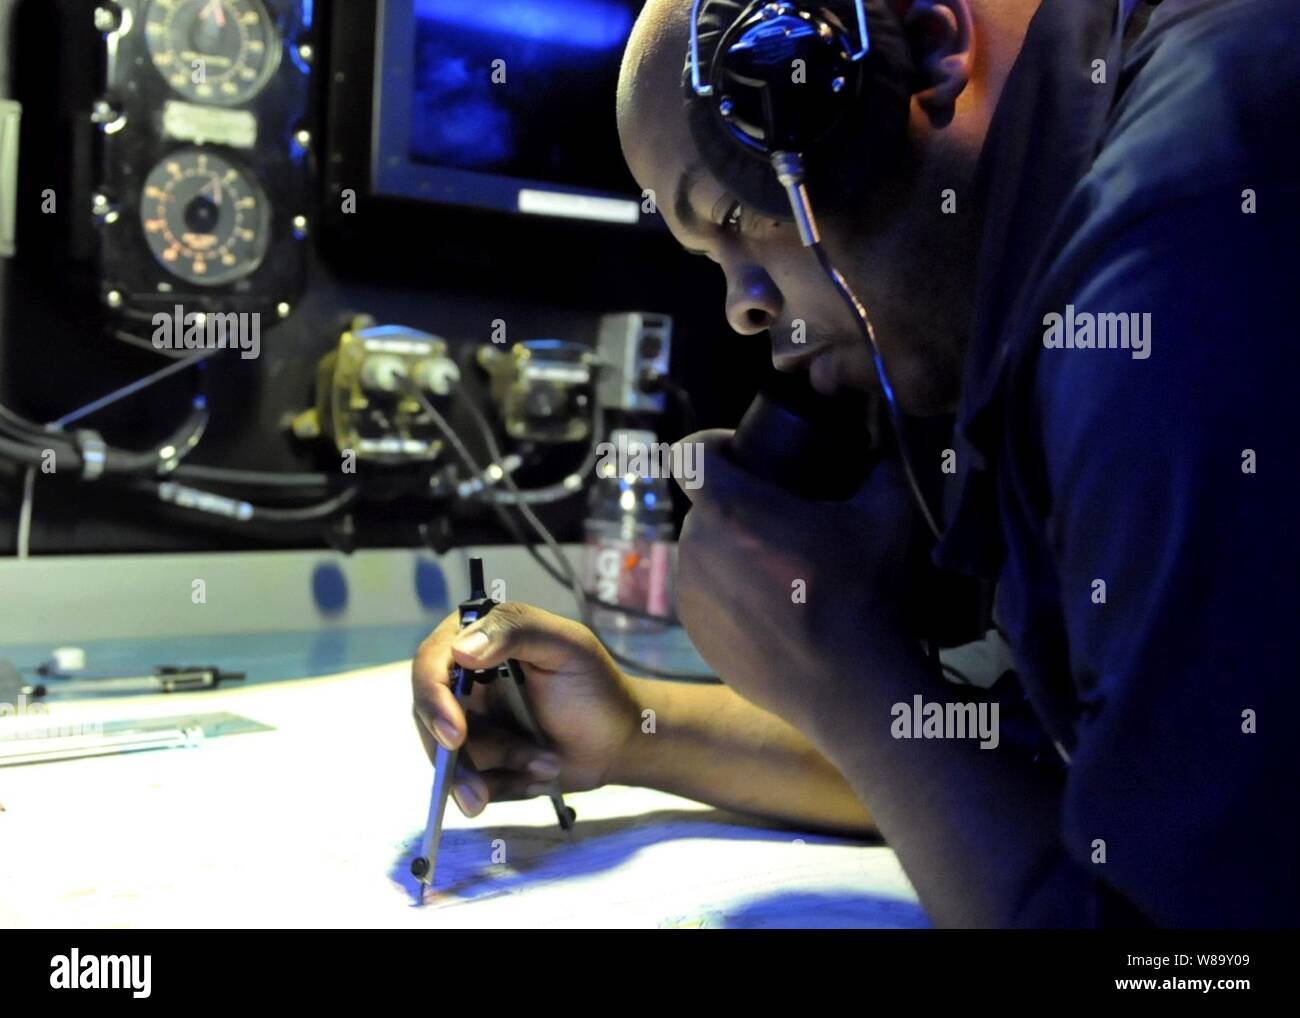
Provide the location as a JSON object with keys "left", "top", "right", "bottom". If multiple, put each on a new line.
{"left": 94, "top": 0, "right": 312, "bottom": 322}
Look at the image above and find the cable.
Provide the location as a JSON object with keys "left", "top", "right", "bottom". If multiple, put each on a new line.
{"left": 462, "top": 393, "right": 717, "bottom": 682}
{"left": 136, "top": 478, "right": 360, "bottom": 525}
{"left": 811, "top": 243, "right": 942, "bottom": 539}
{"left": 1, "top": 379, "right": 352, "bottom": 529}
{"left": 404, "top": 380, "right": 484, "bottom": 488}
{"left": 454, "top": 391, "right": 697, "bottom": 635}
{"left": 0, "top": 346, "right": 212, "bottom": 479}
{"left": 400, "top": 372, "right": 567, "bottom": 554}
{"left": 114, "top": 396, "right": 210, "bottom": 475}
{"left": 49, "top": 349, "right": 216, "bottom": 431}
{"left": 0, "top": 401, "right": 48, "bottom": 440}
{"left": 453, "top": 384, "right": 587, "bottom": 580}
{"left": 469, "top": 454, "right": 596, "bottom": 505}
{"left": 0, "top": 338, "right": 351, "bottom": 533}
{"left": 16, "top": 465, "right": 34, "bottom": 558}
{"left": 0, "top": 432, "right": 68, "bottom": 468}
{"left": 110, "top": 309, "right": 209, "bottom": 360}
{"left": 483, "top": 492, "right": 682, "bottom": 625}
{"left": 448, "top": 346, "right": 606, "bottom": 506}
{"left": 170, "top": 464, "right": 335, "bottom": 489}
{"left": 245, "top": 486, "right": 359, "bottom": 522}
{"left": 2, "top": 396, "right": 211, "bottom": 478}
{"left": 401, "top": 373, "right": 718, "bottom": 683}
{"left": 112, "top": 327, "right": 169, "bottom": 356}
{"left": 460, "top": 385, "right": 600, "bottom": 513}
{"left": 773, "top": 151, "right": 943, "bottom": 541}
{"left": 468, "top": 408, "right": 605, "bottom": 507}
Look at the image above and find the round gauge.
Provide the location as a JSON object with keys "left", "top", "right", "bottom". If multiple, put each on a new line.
{"left": 140, "top": 149, "right": 272, "bottom": 286}
{"left": 144, "top": 0, "right": 281, "bottom": 107}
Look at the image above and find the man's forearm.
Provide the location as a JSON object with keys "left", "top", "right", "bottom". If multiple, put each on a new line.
{"left": 610, "top": 676, "right": 876, "bottom": 837}
{"left": 806, "top": 642, "right": 1080, "bottom": 927}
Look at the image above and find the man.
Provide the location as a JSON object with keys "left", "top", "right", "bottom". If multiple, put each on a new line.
{"left": 412, "top": 0, "right": 1298, "bottom": 927}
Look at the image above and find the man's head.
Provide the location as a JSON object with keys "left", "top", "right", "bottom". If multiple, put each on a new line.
{"left": 617, "top": 0, "right": 1037, "bottom": 413}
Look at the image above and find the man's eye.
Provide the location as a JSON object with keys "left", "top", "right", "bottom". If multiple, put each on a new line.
{"left": 714, "top": 198, "right": 746, "bottom": 234}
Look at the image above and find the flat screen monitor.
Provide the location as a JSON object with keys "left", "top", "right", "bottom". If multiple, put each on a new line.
{"left": 372, "top": 0, "right": 655, "bottom": 228}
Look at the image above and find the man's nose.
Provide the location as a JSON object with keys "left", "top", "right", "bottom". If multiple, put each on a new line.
{"left": 723, "top": 262, "right": 782, "bottom": 336}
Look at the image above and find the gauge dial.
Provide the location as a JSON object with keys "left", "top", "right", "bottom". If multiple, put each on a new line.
{"left": 145, "top": 0, "right": 281, "bottom": 107}
{"left": 140, "top": 149, "right": 272, "bottom": 286}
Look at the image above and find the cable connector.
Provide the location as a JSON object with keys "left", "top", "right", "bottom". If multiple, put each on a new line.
{"left": 770, "top": 151, "right": 820, "bottom": 247}
{"left": 453, "top": 453, "right": 524, "bottom": 499}
{"left": 75, "top": 430, "right": 107, "bottom": 481}
{"left": 156, "top": 481, "right": 254, "bottom": 521}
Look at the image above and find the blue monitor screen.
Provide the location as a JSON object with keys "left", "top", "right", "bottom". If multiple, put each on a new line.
{"left": 374, "top": 0, "right": 651, "bottom": 227}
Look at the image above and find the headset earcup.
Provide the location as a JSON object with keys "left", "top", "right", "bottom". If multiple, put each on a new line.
{"left": 685, "top": 0, "right": 916, "bottom": 216}
{"left": 710, "top": 3, "right": 861, "bottom": 155}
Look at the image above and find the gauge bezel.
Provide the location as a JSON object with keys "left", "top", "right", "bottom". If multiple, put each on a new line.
{"left": 144, "top": 0, "right": 284, "bottom": 108}
{"left": 139, "top": 148, "right": 273, "bottom": 287}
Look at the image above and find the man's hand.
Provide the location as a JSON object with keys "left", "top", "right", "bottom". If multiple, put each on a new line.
{"left": 673, "top": 429, "right": 920, "bottom": 743}
{"left": 411, "top": 603, "right": 643, "bottom": 817}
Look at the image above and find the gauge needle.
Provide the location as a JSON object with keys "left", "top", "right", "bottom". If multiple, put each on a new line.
{"left": 201, "top": 0, "right": 226, "bottom": 27}
{"left": 202, "top": 176, "right": 223, "bottom": 205}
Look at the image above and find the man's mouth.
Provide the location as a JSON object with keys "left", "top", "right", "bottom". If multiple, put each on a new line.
{"left": 773, "top": 345, "right": 838, "bottom": 394}
{"left": 808, "top": 348, "right": 839, "bottom": 394}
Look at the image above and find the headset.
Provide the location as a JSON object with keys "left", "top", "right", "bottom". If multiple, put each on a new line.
{"left": 689, "top": 0, "right": 871, "bottom": 180}
{"left": 686, "top": 0, "right": 942, "bottom": 538}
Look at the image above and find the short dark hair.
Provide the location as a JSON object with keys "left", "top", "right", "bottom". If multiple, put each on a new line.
{"left": 682, "top": 0, "right": 918, "bottom": 218}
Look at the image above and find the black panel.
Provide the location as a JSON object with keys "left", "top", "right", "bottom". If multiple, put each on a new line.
{"left": 0, "top": 0, "right": 767, "bottom": 557}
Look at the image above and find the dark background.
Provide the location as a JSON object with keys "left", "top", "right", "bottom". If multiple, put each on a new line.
{"left": 0, "top": 0, "right": 769, "bottom": 556}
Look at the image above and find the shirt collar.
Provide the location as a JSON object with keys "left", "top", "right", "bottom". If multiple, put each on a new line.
{"left": 935, "top": 0, "right": 1127, "bottom": 574}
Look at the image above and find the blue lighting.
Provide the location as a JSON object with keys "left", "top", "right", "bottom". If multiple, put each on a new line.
{"left": 414, "top": 0, "right": 633, "bottom": 50}
{"left": 287, "top": 0, "right": 315, "bottom": 73}
{"left": 288, "top": 126, "right": 308, "bottom": 164}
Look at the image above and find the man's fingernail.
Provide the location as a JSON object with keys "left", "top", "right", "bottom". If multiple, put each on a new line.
{"left": 526, "top": 755, "right": 561, "bottom": 780}
{"left": 454, "top": 784, "right": 482, "bottom": 814}
{"left": 454, "top": 631, "right": 490, "bottom": 656}
{"left": 432, "top": 719, "right": 457, "bottom": 750}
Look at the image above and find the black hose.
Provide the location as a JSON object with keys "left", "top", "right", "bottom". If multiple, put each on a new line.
{"left": 171, "top": 464, "right": 334, "bottom": 489}
{"left": 250, "top": 487, "right": 359, "bottom": 522}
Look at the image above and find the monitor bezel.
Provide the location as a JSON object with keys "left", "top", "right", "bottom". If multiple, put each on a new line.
{"left": 370, "top": 0, "right": 657, "bottom": 230}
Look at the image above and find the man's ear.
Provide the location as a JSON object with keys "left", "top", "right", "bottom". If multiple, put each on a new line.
{"left": 900, "top": 0, "right": 975, "bottom": 128}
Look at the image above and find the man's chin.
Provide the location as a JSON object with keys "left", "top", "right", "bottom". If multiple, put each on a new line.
{"left": 802, "top": 343, "right": 959, "bottom": 414}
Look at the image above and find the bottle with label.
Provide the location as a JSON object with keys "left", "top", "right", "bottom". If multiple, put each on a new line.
{"left": 583, "top": 429, "right": 676, "bottom": 633}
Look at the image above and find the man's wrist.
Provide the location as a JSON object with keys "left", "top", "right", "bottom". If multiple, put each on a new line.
{"left": 605, "top": 675, "right": 667, "bottom": 787}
